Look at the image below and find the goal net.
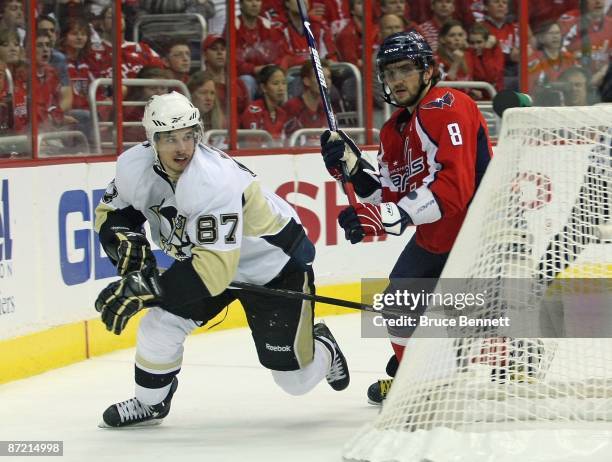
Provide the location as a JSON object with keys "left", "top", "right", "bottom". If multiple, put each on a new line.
{"left": 344, "top": 105, "right": 612, "bottom": 462}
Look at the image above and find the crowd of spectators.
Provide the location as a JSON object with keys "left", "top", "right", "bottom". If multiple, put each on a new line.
{"left": 0, "top": 0, "right": 610, "bottom": 154}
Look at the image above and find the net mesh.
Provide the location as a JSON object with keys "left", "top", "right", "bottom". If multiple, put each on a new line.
{"left": 344, "top": 105, "right": 612, "bottom": 462}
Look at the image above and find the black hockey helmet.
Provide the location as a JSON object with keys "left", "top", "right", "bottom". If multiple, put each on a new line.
{"left": 376, "top": 30, "right": 434, "bottom": 81}
{"left": 376, "top": 31, "right": 436, "bottom": 106}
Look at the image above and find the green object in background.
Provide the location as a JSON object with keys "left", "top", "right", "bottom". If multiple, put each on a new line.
{"left": 493, "top": 90, "right": 533, "bottom": 117}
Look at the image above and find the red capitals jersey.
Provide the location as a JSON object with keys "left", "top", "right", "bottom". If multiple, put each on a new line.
{"left": 90, "top": 40, "right": 165, "bottom": 79}
{"left": 282, "top": 19, "right": 338, "bottom": 68}
{"left": 235, "top": 16, "right": 289, "bottom": 75}
{"left": 239, "top": 99, "right": 289, "bottom": 142}
{"left": 377, "top": 87, "right": 493, "bottom": 253}
{"left": 283, "top": 96, "right": 327, "bottom": 134}
{"left": 482, "top": 18, "right": 519, "bottom": 57}
{"left": 66, "top": 57, "right": 95, "bottom": 110}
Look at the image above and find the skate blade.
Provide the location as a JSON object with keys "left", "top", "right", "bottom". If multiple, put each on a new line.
{"left": 98, "top": 418, "right": 164, "bottom": 429}
{"left": 367, "top": 399, "right": 382, "bottom": 406}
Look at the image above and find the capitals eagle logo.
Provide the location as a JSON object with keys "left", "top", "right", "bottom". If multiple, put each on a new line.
{"left": 421, "top": 92, "right": 455, "bottom": 110}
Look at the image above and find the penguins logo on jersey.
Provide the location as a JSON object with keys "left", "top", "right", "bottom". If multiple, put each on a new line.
{"left": 149, "top": 200, "right": 192, "bottom": 260}
{"left": 102, "top": 180, "right": 118, "bottom": 204}
{"left": 421, "top": 92, "right": 454, "bottom": 110}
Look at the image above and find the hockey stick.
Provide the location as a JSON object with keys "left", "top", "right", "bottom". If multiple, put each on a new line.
{"left": 296, "top": 0, "right": 358, "bottom": 208}
{"left": 229, "top": 280, "right": 379, "bottom": 313}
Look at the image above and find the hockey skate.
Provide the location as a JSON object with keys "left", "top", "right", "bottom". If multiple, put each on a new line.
{"left": 99, "top": 377, "right": 178, "bottom": 428}
{"left": 367, "top": 355, "right": 398, "bottom": 405}
{"left": 314, "top": 322, "right": 350, "bottom": 391}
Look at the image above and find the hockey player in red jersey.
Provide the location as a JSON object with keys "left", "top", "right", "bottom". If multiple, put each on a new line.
{"left": 320, "top": 30, "right": 494, "bottom": 404}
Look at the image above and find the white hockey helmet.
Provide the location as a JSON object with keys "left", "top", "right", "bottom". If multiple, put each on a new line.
{"left": 142, "top": 91, "right": 202, "bottom": 147}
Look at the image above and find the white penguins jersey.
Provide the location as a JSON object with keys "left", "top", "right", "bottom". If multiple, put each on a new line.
{"left": 176, "top": 144, "right": 300, "bottom": 294}
{"left": 95, "top": 141, "right": 193, "bottom": 261}
{"left": 96, "top": 141, "right": 303, "bottom": 297}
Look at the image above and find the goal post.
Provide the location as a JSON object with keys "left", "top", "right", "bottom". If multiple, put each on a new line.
{"left": 343, "top": 105, "right": 612, "bottom": 462}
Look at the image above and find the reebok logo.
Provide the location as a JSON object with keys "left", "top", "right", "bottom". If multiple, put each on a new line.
{"left": 265, "top": 343, "right": 292, "bottom": 352}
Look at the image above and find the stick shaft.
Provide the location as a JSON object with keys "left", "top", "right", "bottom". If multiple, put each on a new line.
{"left": 229, "top": 281, "right": 376, "bottom": 312}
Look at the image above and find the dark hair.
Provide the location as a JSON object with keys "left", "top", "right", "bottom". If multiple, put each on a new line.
{"left": 37, "top": 15, "right": 58, "bottom": 28}
{"left": 164, "top": 38, "right": 191, "bottom": 56}
{"left": 59, "top": 16, "right": 91, "bottom": 58}
{"left": 439, "top": 19, "right": 465, "bottom": 38}
{"left": 0, "top": 27, "right": 19, "bottom": 47}
{"left": 257, "top": 64, "right": 284, "bottom": 85}
{"left": 559, "top": 65, "right": 590, "bottom": 82}
{"left": 468, "top": 23, "right": 490, "bottom": 40}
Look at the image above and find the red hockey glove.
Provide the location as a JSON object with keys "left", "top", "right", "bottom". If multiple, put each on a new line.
{"left": 338, "top": 203, "right": 385, "bottom": 244}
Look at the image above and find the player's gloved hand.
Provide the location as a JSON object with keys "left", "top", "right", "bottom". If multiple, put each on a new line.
{"left": 338, "top": 203, "right": 385, "bottom": 244}
{"left": 95, "top": 270, "right": 163, "bottom": 335}
{"left": 320, "top": 129, "right": 362, "bottom": 180}
{"left": 115, "top": 231, "right": 156, "bottom": 276}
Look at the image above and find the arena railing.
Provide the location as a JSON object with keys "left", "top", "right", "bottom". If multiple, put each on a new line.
{"left": 288, "top": 127, "right": 380, "bottom": 147}
{"left": 133, "top": 13, "right": 208, "bottom": 71}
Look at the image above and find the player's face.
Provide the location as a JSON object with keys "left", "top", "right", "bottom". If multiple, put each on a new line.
{"left": 383, "top": 60, "right": 429, "bottom": 106}
{"left": 3, "top": 0, "right": 24, "bottom": 27}
{"left": 156, "top": 127, "right": 197, "bottom": 176}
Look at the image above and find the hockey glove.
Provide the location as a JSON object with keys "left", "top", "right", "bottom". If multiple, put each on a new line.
{"left": 115, "top": 231, "right": 156, "bottom": 276}
{"left": 338, "top": 202, "right": 410, "bottom": 244}
{"left": 95, "top": 270, "right": 163, "bottom": 335}
{"left": 320, "top": 129, "right": 362, "bottom": 181}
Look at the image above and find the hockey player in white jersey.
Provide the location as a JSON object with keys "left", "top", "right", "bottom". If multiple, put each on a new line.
{"left": 94, "top": 91, "right": 349, "bottom": 428}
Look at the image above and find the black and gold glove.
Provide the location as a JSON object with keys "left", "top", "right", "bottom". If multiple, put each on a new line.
{"left": 115, "top": 231, "right": 156, "bottom": 276}
{"left": 95, "top": 270, "right": 163, "bottom": 335}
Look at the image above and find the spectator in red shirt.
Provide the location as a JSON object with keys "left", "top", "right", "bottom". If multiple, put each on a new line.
{"left": 284, "top": 59, "right": 334, "bottom": 143}
{"left": 38, "top": 16, "right": 73, "bottom": 113}
{"left": 482, "top": 0, "right": 520, "bottom": 89}
{"left": 529, "top": 0, "right": 578, "bottom": 30}
{"left": 235, "top": 0, "right": 289, "bottom": 99}
{"left": 0, "top": 28, "right": 26, "bottom": 134}
{"left": 163, "top": 38, "right": 192, "bottom": 83}
{"left": 456, "top": 0, "right": 486, "bottom": 27}
{"left": 263, "top": 0, "right": 350, "bottom": 36}
{"left": 202, "top": 34, "right": 251, "bottom": 115}
{"left": 240, "top": 64, "right": 288, "bottom": 144}
{"left": 466, "top": 23, "right": 505, "bottom": 94}
{"left": 122, "top": 67, "right": 174, "bottom": 144}
{"left": 59, "top": 17, "right": 96, "bottom": 111}
{"left": 34, "top": 32, "right": 79, "bottom": 130}
{"left": 562, "top": 0, "right": 611, "bottom": 77}
{"left": 281, "top": 0, "right": 339, "bottom": 68}
{"left": 436, "top": 20, "right": 474, "bottom": 83}
{"left": 529, "top": 21, "right": 577, "bottom": 90}
{"left": 418, "top": 0, "right": 456, "bottom": 52}
{"left": 336, "top": 0, "right": 379, "bottom": 69}
{"left": 93, "top": 6, "right": 165, "bottom": 79}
